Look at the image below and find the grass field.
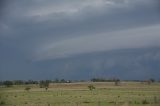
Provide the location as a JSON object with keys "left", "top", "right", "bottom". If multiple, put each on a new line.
{"left": 0, "top": 82, "right": 160, "bottom": 106}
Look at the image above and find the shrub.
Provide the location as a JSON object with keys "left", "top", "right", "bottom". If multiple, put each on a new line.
{"left": 39, "top": 80, "right": 49, "bottom": 88}
{"left": 88, "top": 85, "right": 95, "bottom": 91}
{"left": 142, "top": 99, "right": 149, "bottom": 104}
{"left": 45, "top": 87, "right": 48, "bottom": 91}
{"left": 3, "top": 81, "right": 13, "bottom": 87}
{"left": 115, "top": 79, "right": 120, "bottom": 86}
{"left": 25, "top": 87, "right": 31, "bottom": 91}
{"left": 0, "top": 101, "right": 5, "bottom": 105}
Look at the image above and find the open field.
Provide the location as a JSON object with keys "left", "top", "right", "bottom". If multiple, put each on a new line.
{"left": 0, "top": 82, "right": 160, "bottom": 106}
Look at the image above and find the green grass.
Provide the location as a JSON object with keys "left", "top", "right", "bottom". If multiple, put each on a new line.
{"left": 0, "top": 82, "right": 160, "bottom": 106}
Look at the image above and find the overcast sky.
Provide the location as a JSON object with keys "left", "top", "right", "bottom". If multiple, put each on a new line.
{"left": 0, "top": 0, "right": 160, "bottom": 80}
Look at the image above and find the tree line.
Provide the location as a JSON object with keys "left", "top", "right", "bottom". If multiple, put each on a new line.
{"left": 0, "top": 79, "right": 71, "bottom": 87}
{"left": 91, "top": 78, "right": 121, "bottom": 82}
{"left": 0, "top": 78, "right": 157, "bottom": 87}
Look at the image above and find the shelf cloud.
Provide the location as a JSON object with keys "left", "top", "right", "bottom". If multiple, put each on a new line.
{"left": 0, "top": 0, "right": 160, "bottom": 80}
{"left": 34, "top": 25, "right": 160, "bottom": 60}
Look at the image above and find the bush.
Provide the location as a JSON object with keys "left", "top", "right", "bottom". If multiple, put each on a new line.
{"left": 25, "top": 87, "right": 31, "bottom": 91}
{"left": 115, "top": 79, "right": 120, "bottom": 86}
{"left": 149, "top": 78, "right": 155, "bottom": 83}
{"left": 3, "top": 81, "right": 13, "bottom": 87}
{"left": 14, "top": 80, "right": 24, "bottom": 85}
{"left": 0, "top": 101, "right": 5, "bottom": 105}
{"left": 88, "top": 85, "right": 95, "bottom": 91}
{"left": 39, "top": 80, "right": 49, "bottom": 88}
{"left": 142, "top": 99, "right": 149, "bottom": 104}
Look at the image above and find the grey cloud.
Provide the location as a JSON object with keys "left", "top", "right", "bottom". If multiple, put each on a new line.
{"left": 14, "top": 0, "right": 160, "bottom": 60}
{"left": 34, "top": 25, "right": 160, "bottom": 60}
{"left": 0, "top": 0, "right": 160, "bottom": 80}
{"left": 1, "top": 0, "right": 159, "bottom": 39}
{"left": 0, "top": 0, "right": 159, "bottom": 57}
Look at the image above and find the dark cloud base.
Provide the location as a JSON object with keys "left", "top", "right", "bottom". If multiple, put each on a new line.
{"left": 0, "top": 0, "right": 160, "bottom": 81}
{"left": 1, "top": 47, "right": 160, "bottom": 81}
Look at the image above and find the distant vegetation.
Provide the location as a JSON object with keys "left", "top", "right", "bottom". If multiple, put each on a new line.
{"left": 2, "top": 81, "right": 13, "bottom": 87}
{"left": 88, "top": 85, "right": 95, "bottom": 90}
{"left": 39, "top": 80, "right": 50, "bottom": 88}
{"left": 91, "top": 78, "right": 121, "bottom": 86}
{"left": 24, "top": 87, "right": 31, "bottom": 91}
{"left": 91, "top": 78, "right": 120, "bottom": 82}
{"left": 0, "top": 79, "right": 71, "bottom": 87}
{"left": 0, "top": 78, "right": 157, "bottom": 87}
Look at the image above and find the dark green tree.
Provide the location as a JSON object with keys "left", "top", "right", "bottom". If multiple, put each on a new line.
{"left": 3, "top": 81, "right": 13, "bottom": 87}
{"left": 149, "top": 78, "right": 155, "bottom": 83}
{"left": 114, "top": 79, "right": 120, "bottom": 86}
{"left": 14, "top": 80, "right": 24, "bottom": 85}
{"left": 39, "top": 80, "right": 50, "bottom": 88}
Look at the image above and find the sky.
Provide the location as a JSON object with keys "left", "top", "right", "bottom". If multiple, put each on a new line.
{"left": 0, "top": 0, "right": 160, "bottom": 80}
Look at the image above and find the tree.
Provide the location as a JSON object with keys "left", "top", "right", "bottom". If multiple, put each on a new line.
{"left": 54, "top": 78, "right": 59, "bottom": 83}
{"left": 3, "top": 81, "right": 13, "bottom": 87}
{"left": 60, "top": 79, "right": 66, "bottom": 83}
{"left": 114, "top": 79, "right": 120, "bottom": 86}
{"left": 149, "top": 78, "right": 155, "bottom": 83}
{"left": 0, "top": 81, "right": 3, "bottom": 86}
{"left": 88, "top": 85, "right": 95, "bottom": 91}
{"left": 39, "top": 80, "right": 50, "bottom": 88}
{"left": 25, "top": 80, "right": 38, "bottom": 85}
{"left": 14, "top": 80, "right": 24, "bottom": 85}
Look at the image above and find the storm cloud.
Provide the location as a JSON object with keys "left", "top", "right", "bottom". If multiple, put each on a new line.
{"left": 0, "top": 0, "right": 160, "bottom": 80}
{"left": 34, "top": 25, "right": 160, "bottom": 60}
